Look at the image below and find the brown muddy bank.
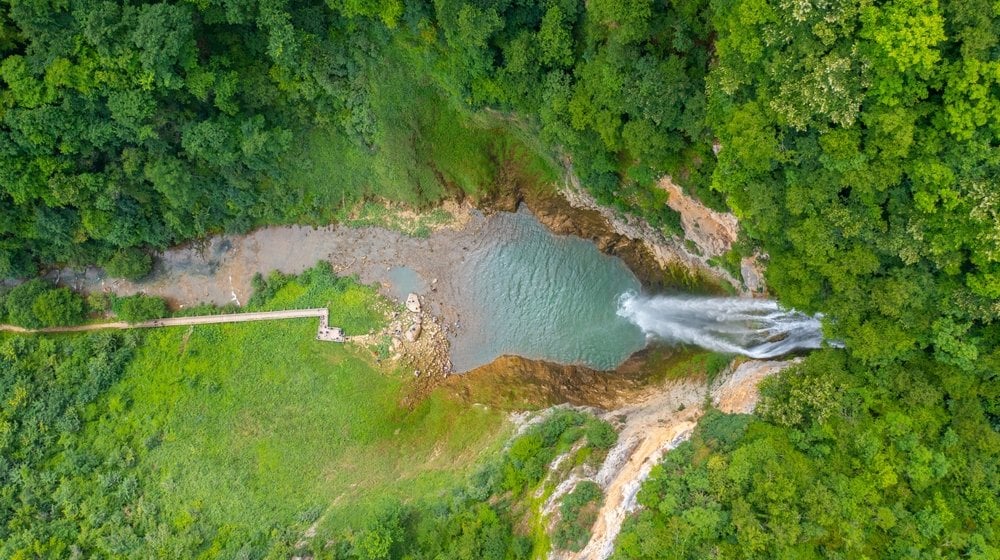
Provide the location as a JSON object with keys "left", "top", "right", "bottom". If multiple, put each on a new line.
{"left": 443, "top": 351, "right": 654, "bottom": 411}
{"left": 437, "top": 344, "right": 715, "bottom": 411}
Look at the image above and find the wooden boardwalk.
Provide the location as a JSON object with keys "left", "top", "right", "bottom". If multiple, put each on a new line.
{"left": 0, "top": 308, "right": 345, "bottom": 342}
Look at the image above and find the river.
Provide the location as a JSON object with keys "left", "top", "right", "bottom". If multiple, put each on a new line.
{"left": 56, "top": 207, "right": 644, "bottom": 371}
{"left": 53, "top": 205, "right": 825, "bottom": 371}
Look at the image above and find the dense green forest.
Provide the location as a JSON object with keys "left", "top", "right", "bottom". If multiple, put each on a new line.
{"left": 1, "top": 0, "right": 711, "bottom": 277}
{"left": 611, "top": 1, "right": 1000, "bottom": 558}
{"left": 1, "top": 0, "right": 373, "bottom": 276}
{"left": 2, "top": 0, "right": 999, "bottom": 558}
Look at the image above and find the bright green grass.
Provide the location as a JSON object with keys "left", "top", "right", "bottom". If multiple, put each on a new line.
{"left": 279, "top": 128, "right": 376, "bottom": 222}
{"left": 337, "top": 202, "right": 455, "bottom": 238}
{"left": 88, "top": 276, "right": 508, "bottom": 542}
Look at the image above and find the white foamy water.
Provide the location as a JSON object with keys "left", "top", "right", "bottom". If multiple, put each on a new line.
{"left": 617, "top": 293, "right": 829, "bottom": 358}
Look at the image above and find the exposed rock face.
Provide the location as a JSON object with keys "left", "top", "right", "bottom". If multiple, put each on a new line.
{"left": 444, "top": 351, "right": 662, "bottom": 410}
{"left": 563, "top": 357, "right": 800, "bottom": 560}
{"left": 576, "top": 383, "right": 704, "bottom": 560}
{"left": 556, "top": 188, "right": 731, "bottom": 290}
{"left": 648, "top": 175, "right": 769, "bottom": 295}
{"left": 658, "top": 176, "right": 740, "bottom": 258}
{"left": 486, "top": 181, "right": 737, "bottom": 294}
{"left": 740, "top": 254, "right": 767, "bottom": 295}
{"left": 711, "top": 358, "right": 801, "bottom": 414}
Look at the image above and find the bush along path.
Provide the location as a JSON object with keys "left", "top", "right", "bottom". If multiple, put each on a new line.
{"left": 0, "top": 308, "right": 345, "bottom": 341}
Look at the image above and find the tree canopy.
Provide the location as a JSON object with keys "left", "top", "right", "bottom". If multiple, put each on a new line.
{"left": 707, "top": 0, "right": 999, "bottom": 368}
{"left": 0, "top": 0, "right": 387, "bottom": 277}
{"left": 1, "top": 1, "right": 998, "bottom": 558}
{"left": 614, "top": 1, "right": 1000, "bottom": 557}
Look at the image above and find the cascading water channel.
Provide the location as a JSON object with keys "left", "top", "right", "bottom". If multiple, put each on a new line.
{"left": 616, "top": 292, "right": 829, "bottom": 359}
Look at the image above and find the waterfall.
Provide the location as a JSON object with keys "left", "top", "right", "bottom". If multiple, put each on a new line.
{"left": 616, "top": 293, "right": 830, "bottom": 358}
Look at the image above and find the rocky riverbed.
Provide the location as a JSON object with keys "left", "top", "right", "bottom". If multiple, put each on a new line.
{"left": 47, "top": 179, "right": 760, "bottom": 401}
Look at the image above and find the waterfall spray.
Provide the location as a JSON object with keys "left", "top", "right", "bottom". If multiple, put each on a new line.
{"left": 617, "top": 293, "right": 829, "bottom": 358}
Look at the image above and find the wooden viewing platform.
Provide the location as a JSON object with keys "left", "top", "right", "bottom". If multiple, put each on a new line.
{"left": 0, "top": 307, "right": 345, "bottom": 342}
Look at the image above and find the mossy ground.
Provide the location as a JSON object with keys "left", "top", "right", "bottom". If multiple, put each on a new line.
{"left": 634, "top": 346, "right": 733, "bottom": 385}
{"left": 277, "top": 44, "right": 559, "bottom": 230}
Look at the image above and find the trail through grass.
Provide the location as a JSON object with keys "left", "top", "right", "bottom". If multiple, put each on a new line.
{"left": 92, "top": 270, "right": 509, "bottom": 540}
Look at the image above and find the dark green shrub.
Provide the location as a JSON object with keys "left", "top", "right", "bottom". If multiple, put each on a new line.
{"left": 704, "top": 353, "right": 733, "bottom": 384}
{"left": 103, "top": 249, "right": 153, "bottom": 280}
{"left": 248, "top": 270, "right": 294, "bottom": 308}
{"left": 537, "top": 409, "right": 588, "bottom": 447}
{"left": 585, "top": 420, "right": 618, "bottom": 450}
{"left": 3, "top": 280, "right": 84, "bottom": 328}
{"left": 553, "top": 481, "right": 603, "bottom": 551}
{"left": 500, "top": 409, "right": 591, "bottom": 494}
{"left": 32, "top": 288, "right": 85, "bottom": 327}
{"left": 502, "top": 433, "right": 546, "bottom": 494}
{"left": 86, "top": 292, "right": 111, "bottom": 314}
{"left": 698, "top": 409, "right": 751, "bottom": 452}
{"left": 4, "top": 279, "right": 50, "bottom": 328}
{"left": 112, "top": 294, "right": 169, "bottom": 323}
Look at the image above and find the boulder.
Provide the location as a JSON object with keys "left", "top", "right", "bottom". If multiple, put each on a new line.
{"left": 405, "top": 321, "right": 422, "bottom": 342}
{"left": 405, "top": 293, "right": 421, "bottom": 313}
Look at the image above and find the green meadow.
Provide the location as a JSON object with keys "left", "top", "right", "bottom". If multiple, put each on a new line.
{"left": 1, "top": 266, "right": 509, "bottom": 557}
{"left": 113, "top": 267, "right": 510, "bottom": 529}
{"left": 119, "top": 320, "right": 506, "bottom": 535}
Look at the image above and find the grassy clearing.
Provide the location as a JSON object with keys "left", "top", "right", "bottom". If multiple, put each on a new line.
{"left": 124, "top": 328, "right": 505, "bottom": 532}
{"left": 336, "top": 202, "right": 454, "bottom": 238}
{"left": 81, "top": 270, "right": 509, "bottom": 549}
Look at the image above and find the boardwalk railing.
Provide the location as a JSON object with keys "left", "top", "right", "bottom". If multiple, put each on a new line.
{"left": 0, "top": 308, "right": 345, "bottom": 342}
